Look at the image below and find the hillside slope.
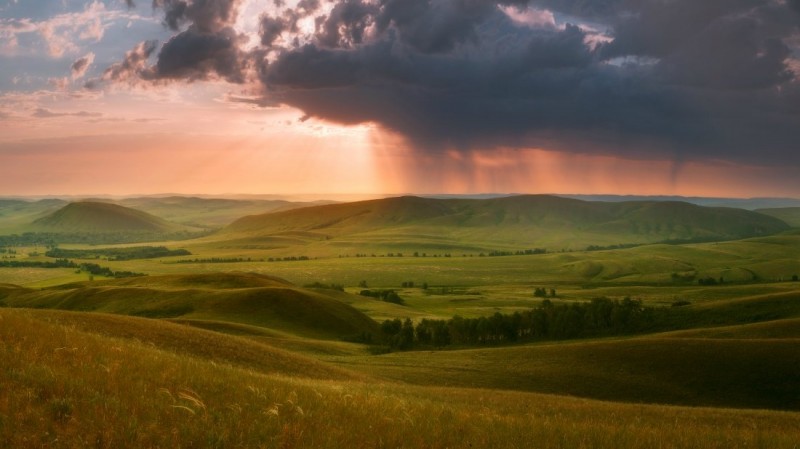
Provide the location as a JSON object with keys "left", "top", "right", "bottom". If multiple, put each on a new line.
{"left": 0, "top": 198, "right": 66, "bottom": 233}
{"left": 4, "top": 307, "right": 799, "bottom": 448}
{"left": 334, "top": 335, "right": 800, "bottom": 411}
{"left": 757, "top": 207, "right": 800, "bottom": 228}
{"left": 219, "top": 195, "right": 790, "bottom": 251}
{"left": 31, "top": 201, "right": 187, "bottom": 233}
{"left": 117, "top": 196, "right": 337, "bottom": 228}
{"left": 0, "top": 273, "right": 379, "bottom": 340}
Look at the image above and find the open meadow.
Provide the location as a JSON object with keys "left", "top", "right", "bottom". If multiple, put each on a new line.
{"left": 1, "top": 196, "right": 800, "bottom": 447}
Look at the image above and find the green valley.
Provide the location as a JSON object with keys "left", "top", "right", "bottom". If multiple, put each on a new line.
{"left": 1, "top": 194, "right": 799, "bottom": 448}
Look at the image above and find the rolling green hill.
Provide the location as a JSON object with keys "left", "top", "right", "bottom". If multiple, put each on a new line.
{"left": 0, "top": 198, "right": 66, "bottom": 233}
{"left": 117, "top": 196, "right": 337, "bottom": 228}
{"left": 31, "top": 201, "right": 189, "bottom": 233}
{"left": 0, "top": 272, "right": 379, "bottom": 340}
{"left": 218, "top": 195, "right": 789, "bottom": 252}
{"left": 757, "top": 207, "right": 800, "bottom": 227}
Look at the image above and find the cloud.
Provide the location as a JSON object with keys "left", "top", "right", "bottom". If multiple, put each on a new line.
{"left": 32, "top": 108, "right": 103, "bottom": 118}
{"left": 597, "top": 0, "right": 797, "bottom": 89}
{"left": 153, "top": 26, "right": 248, "bottom": 82}
{"left": 89, "top": 40, "right": 158, "bottom": 87}
{"left": 1, "top": 2, "right": 133, "bottom": 58}
{"left": 71, "top": 52, "right": 96, "bottom": 80}
{"left": 39, "top": 1, "right": 111, "bottom": 57}
{"left": 0, "top": 18, "right": 36, "bottom": 56}
{"left": 98, "top": 0, "right": 800, "bottom": 169}
{"left": 153, "top": 0, "right": 243, "bottom": 33}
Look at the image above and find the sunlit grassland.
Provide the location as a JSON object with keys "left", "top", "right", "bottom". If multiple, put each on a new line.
{"left": 2, "top": 308, "right": 800, "bottom": 449}
{"left": 0, "top": 231, "right": 797, "bottom": 292}
{"left": 659, "top": 317, "right": 800, "bottom": 339}
{"left": 0, "top": 275, "right": 380, "bottom": 341}
{"left": 1, "top": 232, "right": 799, "bottom": 324}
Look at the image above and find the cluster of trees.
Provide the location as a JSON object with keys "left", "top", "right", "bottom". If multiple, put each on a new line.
{"left": 484, "top": 249, "right": 547, "bottom": 257}
{"left": 342, "top": 252, "right": 456, "bottom": 258}
{"left": 0, "top": 258, "right": 144, "bottom": 278}
{"left": 174, "top": 257, "right": 259, "bottom": 264}
{"left": 585, "top": 243, "right": 640, "bottom": 252}
{"left": 267, "top": 256, "right": 310, "bottom": 262}
{"left": 304, "top": 282, "right": 345, "bottom": 292}
{"left": 380, "top": 297, "right": 652, "bottom": 350}
{"left": 76, "top": 263, "right": 145, "bottom": 278}
{"left": 698, "top": 276, "right": 724, "bottom": 286}
{"left": 0, "top": 233, "right": 58, "bottom": 247}
{"left": 0, "top": 258, "right": 74, "bottom": 269}
{"left": 0, "top": 231, "right": 212, "bottom": 246}
{"left": 360, "top": 289, "right": 405, "bottom": 305}
{"left": 400, "top": 281, "right": 429, "bottom": 289}
{"left": 533, "top": 287, "right": 557, "bottom": 298}
{"left": 45, "top": 246, "right": 191, "bottom": 261}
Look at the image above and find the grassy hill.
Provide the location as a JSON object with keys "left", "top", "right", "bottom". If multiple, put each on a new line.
{"left": 31, "top": 201, "right": 189, "bottom": 233}
{"left": 117, "top": 196, "right": 337, "bottom": 228}
{"left": 333, "top": 335, "right": 800, "bottom": 411}
{"left": 0, "top": 198, "right": 66, "bottom": 233}
{"left": 218, "top": 195, "right": 789, "bottom": 252}
{"left": 757, "top": 207, "right": 800, "bottom": 227}
{"left": 0, "top": 273, "right": 380, "bottom": 340}
{"left": 2, "top": 307, "right": 800, "bottom": 448}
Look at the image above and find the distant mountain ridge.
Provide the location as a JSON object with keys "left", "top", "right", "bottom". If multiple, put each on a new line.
{"left": 32, "top": 201, "right": 185, "bottom": 233}
{"left": 220, "top": 195, "right": 790, "bottom": 250}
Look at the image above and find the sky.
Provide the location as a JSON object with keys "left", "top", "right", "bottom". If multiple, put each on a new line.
{"left": 1, "top": 0, "right": 800, "bottom": 198}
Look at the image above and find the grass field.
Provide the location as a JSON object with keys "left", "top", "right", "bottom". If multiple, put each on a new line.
{"left": 1, "top": 198, "right": 800, "bottom": 447}
{"left": 3, "top": 308, "right": 800, "bottom": 449}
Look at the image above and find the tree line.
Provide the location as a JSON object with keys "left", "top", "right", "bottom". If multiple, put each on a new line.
{"left": 46, "top": 246, "right": 190, "bottom": 261}
{"left": 0, "top": 258, "right": 144, "bottom": 278}
{"left": 379, "top": 297, "right": 652, "bottom": 350}
{"left": 0, "top": 230, "right": 212, "bottom": 246}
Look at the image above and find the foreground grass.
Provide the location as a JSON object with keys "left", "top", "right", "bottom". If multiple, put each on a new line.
{"left": 2, "top": 308, "right": 800, "bottom": 449}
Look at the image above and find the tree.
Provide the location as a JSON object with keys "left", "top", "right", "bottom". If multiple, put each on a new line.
{"left": 395, "top": 318, "right": 415, "bottom": 349}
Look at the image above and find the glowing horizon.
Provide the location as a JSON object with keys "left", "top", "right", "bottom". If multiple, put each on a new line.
{"left": 1, "top": 1, "right": 799, "bottom": 199}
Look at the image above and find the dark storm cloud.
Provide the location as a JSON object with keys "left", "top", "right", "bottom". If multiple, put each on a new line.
{"left": 259, "top": 14, "right": 287, "bottom": 46}
{"left": 154, "top": 26, "right": 247, "bottom": 82}
{"left": 597, "top": 0, "right": 798, "bottom": 89}
{"left": 372, "top": 0, "right": 500, "bottom": 53}
{"left": 152, "top": 0, "right": 242, "bottom": 33}
{"left": 93, "top": 0, "right": 249, "bottom": 84}
{"left": 106, "top": 0, "right": 800, "bottom": 167}
{"left": 257, "top": 0, "right": 800, "bottom": 166}
{"left": 316, "top": 0, "right": 378, "bottom": 48}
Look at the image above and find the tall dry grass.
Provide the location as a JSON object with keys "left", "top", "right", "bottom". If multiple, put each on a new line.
{"left": 2, "top": 308, "right": 800, "bottom": 448}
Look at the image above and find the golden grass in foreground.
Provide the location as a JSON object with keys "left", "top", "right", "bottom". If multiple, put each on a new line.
{"left": 2, "top": 308, "right": 800, "bottom": 448}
